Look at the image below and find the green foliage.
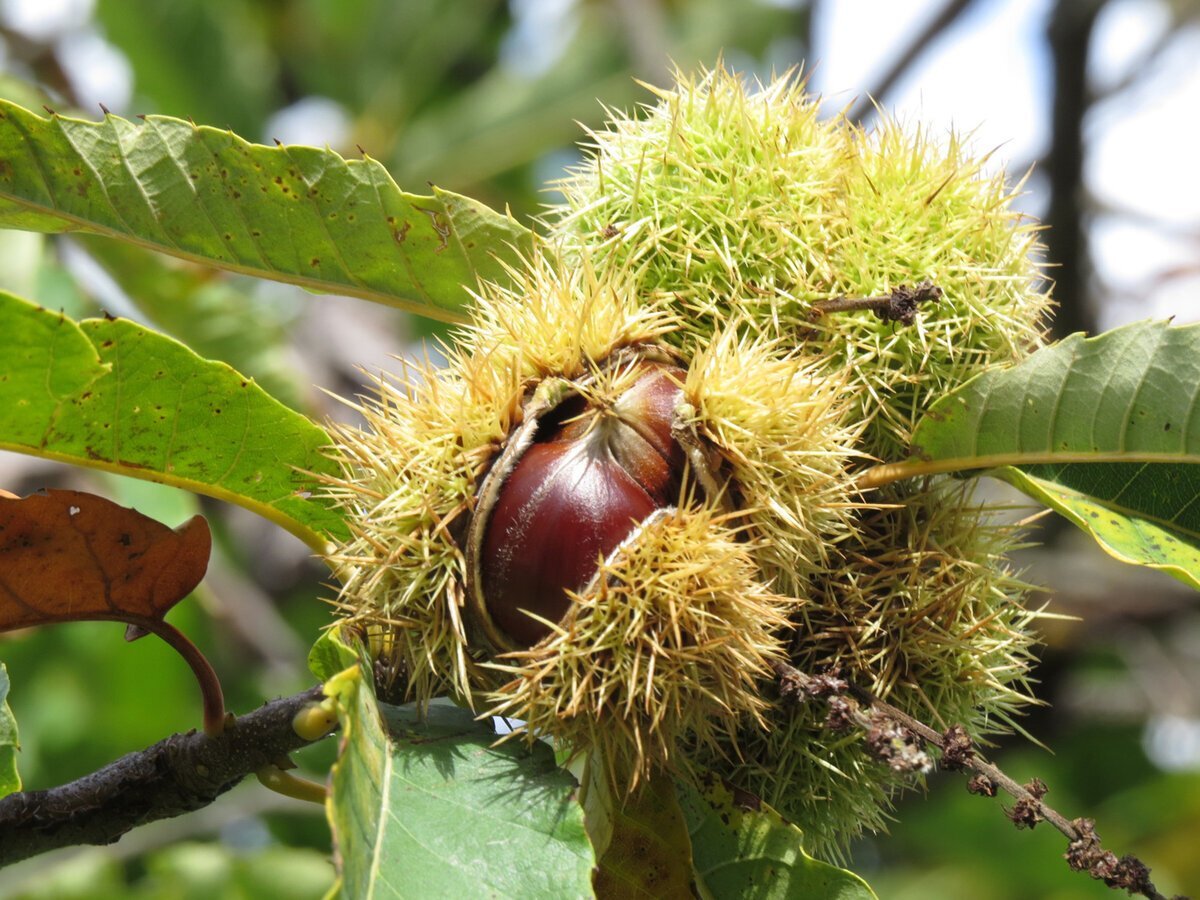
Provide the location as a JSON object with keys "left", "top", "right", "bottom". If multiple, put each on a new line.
{"left": 78, "top": 237, "right": 306, "bottom": 409}
{"left": 306, "top": 626, "right": 358, "bottom": 684}
{"left": 678, "top": 777, "right": 878, "bottom": 900}
{"left": 0, "top": 663, "right": 19, "bottom": 799}
{"left": 0, "top": 291, "right": 345, "bottom": 549}
{"left": 2, "top": 843, "right": 335, "bottom": 900}
{"left": 325, "top": 665, "right": 594, "bottom": 899}
{"left": 883, "top": 320, "right": 1200, "bottom": 588}
{"left": 0, "top": 100, "right": 530, "bottom": 321}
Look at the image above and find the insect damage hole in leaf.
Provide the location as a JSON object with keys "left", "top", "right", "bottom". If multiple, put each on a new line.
{"left": 0, "top": 488, "right": 225, "bottom": 735}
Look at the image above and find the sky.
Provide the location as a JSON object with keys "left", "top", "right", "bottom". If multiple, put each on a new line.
{"left": 813, "top": 0, "right": 1200, "bottom": 328}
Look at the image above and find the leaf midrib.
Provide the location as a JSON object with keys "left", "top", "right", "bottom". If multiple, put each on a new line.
{"left": 0, "top": 188, "right": 469, "bottom": 324}
{"left": 1006, "top": 466, "right": 1200, "bottom": 542}
{"left": 858, "top": 450, "right": 1200, "bottom": 490}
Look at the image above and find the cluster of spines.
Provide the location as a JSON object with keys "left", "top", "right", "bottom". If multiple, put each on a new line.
{"left": 679, "top": 324, "right": 864, "bottom": 595}
{"left": 330, "top": 63, "right": 1053, "bottom": 858}
{"left": 326, "top": 251, "right": 675, "bottom": 704}
{"left": 485, "top": 504, "right": 795, "bottom": 788}
{"left": 549, "top": 65, "right": 1049, "bottom": 459}
{"left": 708, "top": 481, "right": 1042, "bottom": 856}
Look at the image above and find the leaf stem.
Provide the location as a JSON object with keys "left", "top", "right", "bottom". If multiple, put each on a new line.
{"left": 856, "top": 449, "right": 1200, "bottom": 491}
{"left": 136, "top": 617, "right": 227, "bottom": 737}
{"left": 255, "top": 764, "right": 328, "bottom": 805}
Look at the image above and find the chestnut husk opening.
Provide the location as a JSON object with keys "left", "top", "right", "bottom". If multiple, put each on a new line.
{"left": 465, "top": 352, "right": 687, "bottom": 651}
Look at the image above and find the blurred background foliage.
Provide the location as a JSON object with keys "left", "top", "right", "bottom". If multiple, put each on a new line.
{"left": 0, "top": 0, "right": 1198, "bottom": 897}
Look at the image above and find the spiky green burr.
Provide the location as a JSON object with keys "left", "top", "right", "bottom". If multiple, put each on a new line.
{"left": 543, "top": 64, "right": 1051, "bottom": 854}
{"left": 547, "top": 66, "right": 1049, "bottom": 460}
{"left": 705, "top": 481, "right": 1041, "bottom": 857}
{"left": 328, "top": 63, "right": 1054, "bottom": 858}
{"left": 325, "top": 247, "right": 860, "bottom": 785}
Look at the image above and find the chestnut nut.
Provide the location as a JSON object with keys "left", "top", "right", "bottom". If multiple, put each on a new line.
{"left": 466, "top": 361, "right": 686, "bottom": 649}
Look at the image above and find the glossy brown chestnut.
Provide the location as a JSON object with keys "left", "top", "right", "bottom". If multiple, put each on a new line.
{"left": 467, "top": 362, "right": 686, "bottom": 649}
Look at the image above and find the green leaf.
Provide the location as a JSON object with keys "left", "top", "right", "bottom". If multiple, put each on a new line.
{"left": 327, "top": 668, "right": 594, "bottom": 900}
{"left": 78, "top": 236, "right": 306, "bottom": 409}
{"left": 861, "top": 321, "right": 1200, "bottom": 590}
{"left": 993, "top": 465, "right": 1200, "bottom": 590}
{"left": 679, "top": 776, "right": 877, "bottom": 900}
{"left": 0, "top": 662, "right": 19, "bottom": 799}
{"left": 589, "top": 769, "right": 693, "bottom": 898}
{"left": 0, "top": 291, "right": 346, "bottom": 550}
{"left": 307, "top": 625, "right": 359, "bottom": 683}
{"left": 0, "top": 100, "right": 531, "bottom": 322}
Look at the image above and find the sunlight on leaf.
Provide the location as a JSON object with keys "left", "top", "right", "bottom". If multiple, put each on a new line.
{"left": 307, "top": 624, "right": 358, "bottom": 683}
{"left": 0, "top": 100, "right": 531, "bottom": 321}
{"left": 0, "top": 291, "right": 346, "bottom": 550}
{"left": 995, "top": 466, "right": 1200, "bottom": 590}
{"left": 327, "top": 664, "right": 594, "bottom": 900}
{"left": 860, "top": 321, "right": 1200, "bottom": 590}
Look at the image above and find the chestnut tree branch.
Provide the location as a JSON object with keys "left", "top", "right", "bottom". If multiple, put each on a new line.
{"left": 809, "top": 281, "right": 942, "bottom": 325}
{"left": 769, "top": 659, "right": 1186, "bottom": 900}
{"left": 0, "top": 685, "right": 330, "bottom": 868}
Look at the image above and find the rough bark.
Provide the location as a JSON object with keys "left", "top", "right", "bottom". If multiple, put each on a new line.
{"left": 0, "top": 685, "right": 327, "bottom": 868}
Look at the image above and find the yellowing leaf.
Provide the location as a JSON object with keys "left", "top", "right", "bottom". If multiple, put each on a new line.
{"left": 592, "top": 770, "right": 693, "bottom": 898}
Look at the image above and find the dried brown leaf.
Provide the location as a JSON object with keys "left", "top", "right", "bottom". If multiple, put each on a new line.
{"left": 0, "top": 489, "right": 210, "bottom": 632}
